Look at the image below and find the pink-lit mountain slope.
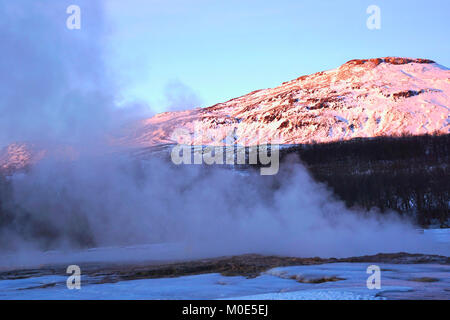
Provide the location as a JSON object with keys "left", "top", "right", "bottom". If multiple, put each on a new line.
{"left": 121, "top": 57, "right": 450, "bottom": 147}
{"left": 1, "top": 57, "right": 449, "bottom": 172}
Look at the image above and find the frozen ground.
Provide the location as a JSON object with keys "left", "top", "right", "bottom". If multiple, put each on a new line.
{"left": 0, "top": 229, "right": 448, "bottom": 300}
{"left": 0, "top": 263, "right": 448, "bottom": 300}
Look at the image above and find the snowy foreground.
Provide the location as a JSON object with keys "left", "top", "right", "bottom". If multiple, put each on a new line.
{"left": 0, "top": 263, "right": 448, "bottom": 300}
{"left": 0, "top": 229, "right": 448, "bottom": 300}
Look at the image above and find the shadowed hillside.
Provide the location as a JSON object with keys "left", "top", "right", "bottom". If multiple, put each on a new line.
{"left": 279, "top": 134, "right": 450, "bottom": 226}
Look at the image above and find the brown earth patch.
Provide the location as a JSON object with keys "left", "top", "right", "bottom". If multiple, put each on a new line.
{"left": 0, "top": 252, "right": 448, "bottom": 286}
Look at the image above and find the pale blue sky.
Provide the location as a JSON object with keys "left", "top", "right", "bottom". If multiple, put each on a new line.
{"left": 104, "top": 0, "right": 450, "bottom": 112}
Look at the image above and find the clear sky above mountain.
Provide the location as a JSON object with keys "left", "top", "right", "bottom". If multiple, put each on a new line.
{"left": 104, "top": 0, "right": 450, "bottom": 112}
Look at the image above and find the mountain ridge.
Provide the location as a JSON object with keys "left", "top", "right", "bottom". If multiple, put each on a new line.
{"left": 120, "top": 57, "right": 449, "bottom": 148}
{"left": 1, "top": 57, "right": 449, "bottom": 172}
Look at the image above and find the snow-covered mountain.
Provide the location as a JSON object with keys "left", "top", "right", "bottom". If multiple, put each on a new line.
{"left": 1, "top": 57, "right": 449, "bottom": 171}
{"left": 0, "top": 143, "right": 40, "bottom": 173}
{"left": 121, "top": 57, "right": 450, "bottom": 147}
{"left": 0, "top": 142, "right": 79, "bottom": 173}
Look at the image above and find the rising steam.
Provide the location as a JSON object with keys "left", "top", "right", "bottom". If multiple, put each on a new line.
{"left": 0, "top": 1, "right": 443, "bottom": 268}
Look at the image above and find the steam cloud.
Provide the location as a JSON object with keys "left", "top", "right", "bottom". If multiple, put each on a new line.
{"left": 0, "top": 1, "right": 443, "bottom": 268}
{"left": 164, "top": 79, "right": 203, "bottom": 111}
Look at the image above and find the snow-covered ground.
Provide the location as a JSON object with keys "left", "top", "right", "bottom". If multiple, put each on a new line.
{"left": 0, "top": 263, "right": 448, "bottom": 300}
{"left": 0, "top": 229, "right": 448, "bottom": 300}
{"left": 237, "top": 263, "right": 449, "bottom": 300}
{"left": 424, "top": 228, "right": 450, "bottom": 244}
